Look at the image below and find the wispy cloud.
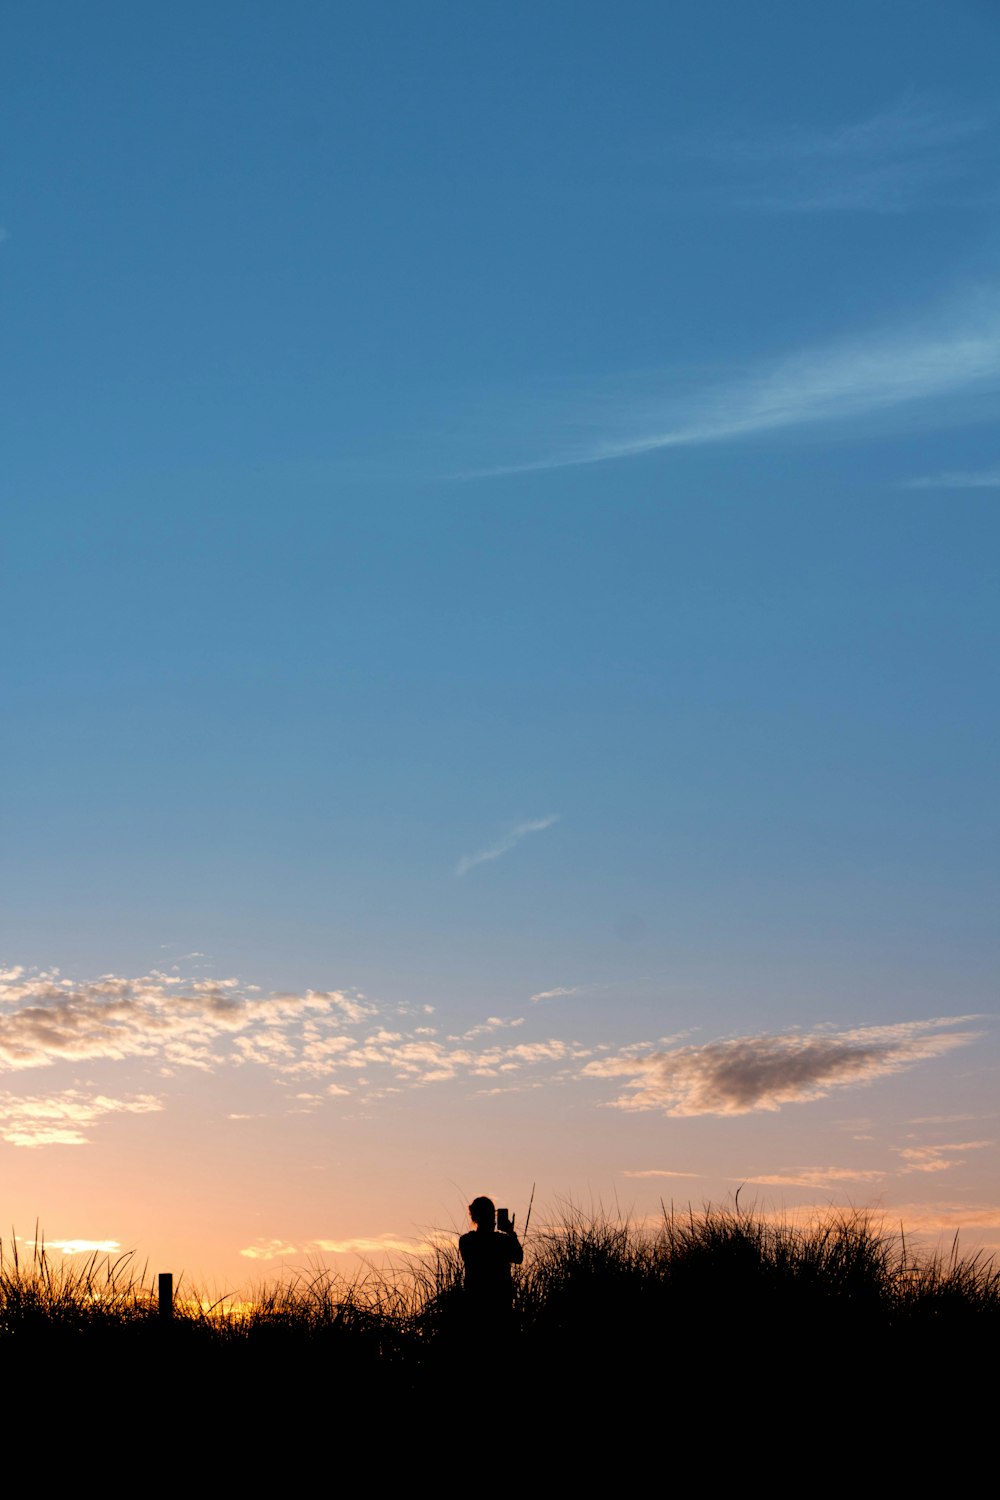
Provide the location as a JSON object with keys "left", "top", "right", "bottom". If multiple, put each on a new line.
{"left": 530, "top": 987, "right": 578, "bottom": 1005}
{"left": 682, "top": 99, "right": 991, "bottom": 213}
{"left": 449, "top": 1016, "right": 525, "bottom": 1041}
{"left": 456, "top": 815, "right": 558, "bottom": 876}
{"left": 623, "top": 1164, "right": 888, "bottom": 1187}
{"left": 746, "top": 1166, "right": 888, "bottom": 1187}
{"left": 30, "top": 1238, "right": 122, "bottom": 1256}
{"left": 239, "top": 1239, "right": 298, "bottom": 1261}
{"left": 726, "top": 1201, "right": 1000, "bottom": 1246}
{"left": 583, "top": 1017, "right": 980, "bottom": 1117}
{"left": 240, "top": 1232, "right": 446, "bottom": 1261}
{"left": 0, "top": 1089, "right": 162, "bottom": 1148}
{"left": 909, "top": 1112, "right": 997, "bottom": 1125}
{"left": 311, "top": 1233, "right": 445, "bottom": 1256}
{"left": 622, "top": 1168, "right": 704, "bottom": 1180}
{"left": 900, "top": 465, "right": 1000, "bottom": 489}
{"left": 894, "top": 1140, "right": 992, "bottom": 1175}
{"left": 472, "top": 291, "right": 1000, "bottom": 477}
{"left": 872, "top": 1202, "right": 1000, "bottom": 1235}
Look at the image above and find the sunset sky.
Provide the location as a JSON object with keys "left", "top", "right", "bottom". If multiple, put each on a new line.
{"left": 3, "top": 1, "right": 999, "bottom": 1289}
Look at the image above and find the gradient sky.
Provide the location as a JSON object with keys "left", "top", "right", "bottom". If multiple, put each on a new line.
{"left": 3, "top": 1, "right": 999, "bottom": 1288}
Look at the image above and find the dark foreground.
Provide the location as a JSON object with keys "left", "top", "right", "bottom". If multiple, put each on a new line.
{"left": 6, "top": 1207, "right": 995, "bottom": 1477}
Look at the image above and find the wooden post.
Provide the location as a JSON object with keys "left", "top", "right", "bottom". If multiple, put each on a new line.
{"left": 158, "top": 1271, "right": 173, "bottom": 1321}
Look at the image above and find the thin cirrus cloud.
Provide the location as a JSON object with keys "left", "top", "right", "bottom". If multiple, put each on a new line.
{"left": 27, "top": 1238, "right": 122, "bottom": 1255}
{"left": 469, "top": 291, "right": 1000, "bottom": 477}
{"left": 622, "top": 1168, "right": 705, "bottom": 1180}
{"left": 240, "top": 1232, "right": 446, "bottom": 1261}
{"left": 623, "top": 1165, "right": 886, "bottom": 1186}
{"left": 311, "top": 1233, "right": 445, "bottom": 1256}
{"left": 530, "top": 987, "right": 578, "bottom": 1005}
{"left": 743, "top": 1166, "right": 888, "bottom": 1187}
{"left": 900, "top": 466, "right": 1000, "bottom": 489}
{"left": 448, "top": 1016, "right": 525, "bottom": 1041}
{"left": 583, "top": 1017, "right": 980, "bottom": 1117}
{"left": 455, "top": 815, "right": 558, "bottom": 876}
{"left": 874, "top": 1202, "right": 1000, "bottom": 1234}
{"left": 680, "top": 98, "right": 991, "bottom": 213}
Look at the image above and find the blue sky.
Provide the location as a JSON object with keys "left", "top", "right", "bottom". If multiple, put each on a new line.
{"left": 2, "top": 2, "right": 998, "bottom": 1277}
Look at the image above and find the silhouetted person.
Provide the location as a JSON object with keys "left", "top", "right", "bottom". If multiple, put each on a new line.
{"left": 459, "top": 1195, "right": 523, "bottom": 1329}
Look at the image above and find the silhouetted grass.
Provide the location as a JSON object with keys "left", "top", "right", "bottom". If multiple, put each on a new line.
{"left": 4, "top": 1204, "right": 997, "bottom": 1436}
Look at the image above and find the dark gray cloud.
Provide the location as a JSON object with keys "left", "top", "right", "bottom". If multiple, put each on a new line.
{"left": 583, "top": 1018, "right": 979, "bottom": 1116}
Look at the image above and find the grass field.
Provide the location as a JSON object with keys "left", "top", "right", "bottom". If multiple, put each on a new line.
{"left": 7, "top": 1203, "right": 994, "bottom": 1470}
{"left": 5, "top": 1202, "right": 996, "bottom": 1359}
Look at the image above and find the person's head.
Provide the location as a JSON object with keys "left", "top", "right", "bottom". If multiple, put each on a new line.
{"left": 468, "top": 1195, "right": 496, "bottom": 1230}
